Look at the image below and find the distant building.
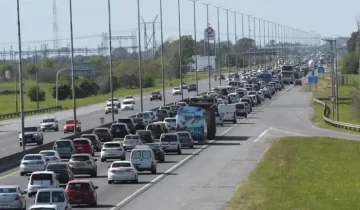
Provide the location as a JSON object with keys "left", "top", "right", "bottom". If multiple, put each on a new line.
{"left": 190, "top": 55, "right": 217, "bottom": 71}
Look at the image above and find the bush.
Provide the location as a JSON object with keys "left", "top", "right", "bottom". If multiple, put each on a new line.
{"left": 27, "top": 86, "right": 46, "bottom": 102}
{"left": 340, "top": 53, "right": 359, "bottom": 74}
{"left": 77, "top": 77, "right": 99, "bottom": 97}
{"left": 0, "top": 89, "right": 20, "bottom": 95}
{"left": 68, "top": 86, "right": 87, "bottom": 99}
{"left": 51, "top": 84, "right": 71, "bottom": 100}
{"left": 143, "top": 74, "right": 155, "bottom": 88}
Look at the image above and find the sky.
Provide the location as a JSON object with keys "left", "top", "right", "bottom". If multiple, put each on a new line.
{"left": 0, "top": 0, "right": 359, "bottom": 52}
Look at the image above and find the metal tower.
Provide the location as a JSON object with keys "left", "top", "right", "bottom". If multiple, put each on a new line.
{"left": 53, "top": 0, "right": 60, "bottom": 50}
{"left": 141, "top": 16, "right": 158, "bottom": 60}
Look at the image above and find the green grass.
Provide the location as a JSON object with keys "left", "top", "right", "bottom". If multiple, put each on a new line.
{"left": 0, "top": 73, "right": 208, "bottom": 115}
{"left": 225, "top": 136, "right": 360, "bottom": 210}
{"left": 302, "top": 73, "right": 360, "bottom": 132}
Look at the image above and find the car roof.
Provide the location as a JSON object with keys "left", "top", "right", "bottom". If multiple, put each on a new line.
{"left": 56, "top": 139, "right": 72, "bottom": 142}
{"left": 71, "top": 153, "right": 92, "bottom": 157}
{"left": 24, "top": 154, "right": 43, "bottom": 157}
{"left": 29, "top": 205, "right": 57, "bottom": 209}
{"left": 0, "top": 185, "right": 19, "bottom": 188}
{"left": 94, "top": 127, "right": 108, "bottom": 130}
{"left": 73, "top": 138, "right": 90, "bottom": 141}
{"left": 68, "top": 180, "right": 92, "bottom": 183}
{"left": 37, "top": 188, "right": 65, "bottom": 193}
{"left": 112, "top": 161, "right": 131, "bottom": 164}
{"left": 31, "top": 171, "right": 55, "bottom": 175}
{"left": 161, "top": 133, "right": 177, "bottom": 136}
{"left": 40, "top": 150, "right": 56, "bottom": 153}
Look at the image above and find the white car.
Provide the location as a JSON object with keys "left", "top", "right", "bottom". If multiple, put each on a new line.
{"left": 27, "top": 171, "right": 59, "bottom": 197}
{"left": 100, "top": 142, "right": 126, "bottom": 162}
{"left": 121, "top": 100, "right": 134, "bottom": 111}
{"left": 124, "top": 95, "right": 135, "bottom": 104}
{"left": 122, "top": 135, "right": 142, "bottom": 151}
{"left": 256, "top": 91, "right": 265, "bottom": 101}
{"left": 130, "top": 146, "right": 157, "bottom": 174}
{"left": 39, "top": 150, "right": 61, "bottom": 164}
{"left": 163, "top": 118, "right": 176, "bottom": 130}
{"left": 107, "top": 161, "right": 138, "bottom": 184}
{"left": 107, "top": 98, "right": 120, "bottom": 108}
{"left": 159, "top": 133, "right": 182, "bottom": 154}
{"left": 144, "top": 111, "right": 158, "bottom": 122}
{"left": 215, "top": 113, "right": 224, "bottom": 126}
{"left": 105, "top": 103, "right": 119, "bottom": 114}
{"left": 136, "top": 112, "right": 152, "bottom": 125}
{"left": 20, "top": 154, "right": 47, "bottom": 176}
{"left": 172, "top": 87, "right": 181, "bottom": 95}
{"left": 40, "top": 117, "right": 59, "bottom": 132}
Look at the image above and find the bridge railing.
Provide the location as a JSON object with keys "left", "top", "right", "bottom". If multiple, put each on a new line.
{"left": 313, "top": 98, "right": 360, "bottom": 131}
{"left": 0, "top": 106, "right": 62, "bottom": 120}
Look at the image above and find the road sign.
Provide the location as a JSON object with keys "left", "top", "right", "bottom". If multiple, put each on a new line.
{"left": 317, "top": 66, "right": 325, "bottom": 73}
{"left": 68, "top": 63, "right": 96, "bottom": 76}
{"left": 329, "top": 96, "right": 336, "bottom": 103}
{"left": 204, "top": 25, "right": 215, "bottom": 41}
{"left": 308, "top": 76, "right": 318, "bottom": 84}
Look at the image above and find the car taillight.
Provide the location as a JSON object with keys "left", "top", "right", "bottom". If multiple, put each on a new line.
{"left": 126, "top": 169, "right": 134, "bottom": 172}
{"left": 110, "top": 169, "right": 116, "bottom": 172}
{"left": 52, "top": 157, "right": 57, "bottom": 160}
{"left": 87, "top": 160, "right": 92, "bottom": 164}
{"left": 37, "top": 161, "right": 44, "bottom": 165}
{"left": 123, "top": 140, "right": 127, "bottom": 143}
{"left": 68, "top": 161, "right": 73, "bottom": 164}
{"left": 15, "top": 195, "right": 20, "bottom": 200}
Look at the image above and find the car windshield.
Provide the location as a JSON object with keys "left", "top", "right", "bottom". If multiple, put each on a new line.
{"left": 71, "top": 156, "right": 89, "bottom": 161}
{"left": 42, "top": 118, "right": 55, "bottom": 123}
{"left": 36, "top": 191, "right": 65, "bottom": 203}
{"left": 177, "top": 132, "right": 190, "bottom": 138}
{"left": 73, "top": 140, "right": 89, "bottom": 145}
{"left": 152, "top": 92, "right": 160, "bottom": 95}
{"left": 46, "top": 163, "right": 68, "bottom": 170}
{"left": 164, "top": 118, "right": 176, "bottom": 122}
{"left": 137, "top": 113, "right": 150, "bottom": 119}
{"left": 108, "top": 98, "right": 118, "bottom": 102}
{"left": 173, "top": 87, "right": 180, "bottom": 90}
{"left": 55, "top": 141, "right": 71, "bottom": 147}
{"left": 118, "top": 119, "right": 132, "bottom": 124}
{"left": 93, "top": 129, "right": 109, "bottom": 134}
{"left": 125, "top": 135, "right": 139, "bottom": 140}
{"left": 106, "top": 104, "right": 115, "bottom": 107}
{"left": 112, "top": 162, "right": 131, "bottom": 168}
{"left": 161, "top": 135, "right": 177, "bottom": 142}
{"left": 65, "top": 120, "right": 79, "bottom": 124}
{"left": 236, "top": 104, "right": 245, "bottom": 109}
{"left": 137, "top": 131, "right": 151, "bottom": 136}
{"left": 104, "top": 143, "right": 121, "bottom": 148}
{"left": 0, "top": 188, "right": 16, "bottom": 193}
{"left": 110, "top": 124, "right": 126, "bottom": 132}
{"left": 132, "top": 118, "right": 144, "bottom": 123}
{"left": 68, "top": 183, "right": 90, "bottom": 191}
{"left": 123, "top": 101, "right": 132, "bottom": 105}
{"left": 24, "top": 155, "right": 42, "bottom": 160}
{"left": 125, "top": 96, "right": 133, "bottom": 99}
{"left": 24, "top": 127, "right": 37, "bottom": 132}
{"left": 40, "top": 151, "right": 55, "bottom": 156}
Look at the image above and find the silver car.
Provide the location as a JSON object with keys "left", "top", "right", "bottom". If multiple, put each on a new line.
{"left": 0, "top": 185, "right": 27, "bottom": 210}
{"left": 68, "top": 154, "right": 97, "bottom": 177}
{"left": 123, "top": 135, "right": 142, "bottom": 151}
{"left": 20, "top": 154, "right": 47, "bottom": 176}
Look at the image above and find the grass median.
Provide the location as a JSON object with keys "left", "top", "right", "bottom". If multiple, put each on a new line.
{"left": 0, "top": 73, "right": 209, "bottom": 115}
{"left": 302, "top": 73, "right": 360, "bottom": 132}
{"left": 225, "top": 136, "right": 360, "bottom": 210}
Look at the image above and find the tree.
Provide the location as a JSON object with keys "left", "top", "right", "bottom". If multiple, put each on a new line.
{"left": 0, "top": 64, "right": 13, "bottom": 79}
{"left": 347, "top": 31, "right": 360, "bottom": 53}
{"left": 51, "top": 84, "right": 71, "bottom": 100}
{"left": 24, "top": 63, "right": 38, "bottom": 79}
{"left": 27, "top": 86, "right": 46, "bottom": 102}
{"left": 340, "top": 52, "right": 359, "bottom": 74}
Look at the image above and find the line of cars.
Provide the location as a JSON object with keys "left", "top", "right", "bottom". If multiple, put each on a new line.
{"left": 10, "top": 103, "right": 201, "bottom": 210}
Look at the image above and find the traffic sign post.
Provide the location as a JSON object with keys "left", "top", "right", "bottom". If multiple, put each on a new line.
{"left": 317, "top": 66, "right": 325, "bottom": 79}
{"left": 204, "top": 26, "right": 215, "bottom": 41}
{"left": 308, "top": 76, "right": 318, "bottom": 91}
{"left": 329, "top": 96, "right": 336, "bottom": 104}
{"left": 68, "top": 63, "right": 96, "bottom": 76}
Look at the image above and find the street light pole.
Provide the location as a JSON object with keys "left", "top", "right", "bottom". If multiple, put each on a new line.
{"left": 177, "top": 0, "right": 184, "bottom": 99}
{"left": 136, "top": 0, "right": 143, "bottom": 112}
{"left": 160, "top": 0, "right": 166, "bottom": 104}
{"left": 107, "top": 0, "right": 115, "bottom": 123}
{"left": 247, "top": 15, "right": 251, "bottom": 71}
{"left": 203, "top": 3, "right": 211, "bottom": 91}
{"left": 241, "top": 13, "right": 244, "bottom": 72}
{"left": 55, "top": 68, "right": 69, "bottom": 106}
{"left": 214, "top": 5, "right": 221, "bottom": 86}
{"left": 16, "top": 0, "right": 25, "bottom": 151}
{"left": 258, "top": 18, "right": 261, "bottom": 67}
{"left": 225, "top": 8, "right": 230, "bottom": 77}
{"left": 69, "top": 0, "right": 77, "bottom": 134}
{"left": 253, "top": 17, "right": 256, "bottom": 67}
{"left": 233, "top": 12, "right": 238, "bottom": 73}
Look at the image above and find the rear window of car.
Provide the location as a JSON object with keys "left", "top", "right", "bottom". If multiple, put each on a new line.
{"left": 161, "top": 135, "right": 178, "bottom": 142}
{"left": 67, "top": 183, "right": 90, "bottom": 190}
{"left": 24, "top": 155, "right": 42, "bottom": 160}
{"left": 93, "top": 129, "right": 109, "bottom": 134}
{"left": 142, "top": 150, "right": 152, "bottom": 159}
{"left": 31, "top": 173, "right": 52, "bottom": 181}
{"left": 118, "top": 119, "right": 132, "bottom": 124}
{"left": 132, "top": 118, "right": 144, "bottom": 123}
{"left": 236, "top": 104, "right": 245, "bottom": 109}
{"left": 110, "top": 124, "right": 127, "bottom": 132}
{"left": 177, "top": 132, "right": 190, "bottom": 138}
{"left": 112, "top": 162, "right": 131, "bottom": 168}
{"left": 0, "top": 188, "right": 16, "bottom": 193}
{"left": 55, "top": 141, "right": 71, "bottom": 147}
{"left": 125, "top": 135, "right": 139, "bottom": 140}
{"left": 103, "top": 143, "right": 121, "bottom": 148}
{"left": 137, "top": 131, "right": 151, "bottom": 136}
{"left": 82, "top": 135, "right": 96, "bottom": 141}
{"left": 46, "top": 163, "right": 68, "bottom": 170}
{"left": 36, "top": 191, "right": 65, "bottom": 203}
{"left": 71, "top": 156, "right": 90, "bottom": 161}
{"left": 131, "top": 150, "right": 141, "bottom": 159}
{"left": 40, "top": 151, "right": 55, "bottom": 156}
{"left": 73, "top": 140, "right": 89, "bottom": 145}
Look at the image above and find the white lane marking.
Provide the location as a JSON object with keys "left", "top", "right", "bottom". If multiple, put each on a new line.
{"left": 253, "top": 129, "right": 269, "bottom": 143}
{"left": 111, "top": 84, "right": 296, "bottom": 210}
{"left": 269, "top": 127, "right": 309, "bottom": 137}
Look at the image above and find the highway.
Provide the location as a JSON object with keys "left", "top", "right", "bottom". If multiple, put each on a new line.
{"left": 0, "top": 78, "right": 217, "bottom": 158}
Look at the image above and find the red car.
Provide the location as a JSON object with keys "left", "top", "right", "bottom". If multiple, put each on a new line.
{"left": 294, "top": 79, "right": 302, "bottom": 86}
{"left": 65, "top": 180, "right": 98, "bottom": 206}
{"left": 63, "top": 119, "right": 82, "bottom": 133}
{"left": 73, "top": 138, "right": 94, "bottom": 156}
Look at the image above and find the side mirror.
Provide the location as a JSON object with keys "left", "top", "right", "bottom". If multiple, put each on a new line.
{"left": 94, "top": 186, "right": 98, "bottom": 190}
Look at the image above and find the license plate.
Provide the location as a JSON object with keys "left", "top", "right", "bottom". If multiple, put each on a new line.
{"left": 75, "top": 199, "right": 82, "bottom": 202}
{"left": 77, "top": 147, "right": 83, "bottom": 149}
{"left": 76, "top": 163, "right": 85, "bottom": 166}
{"left": 117, "top": 171, "right": 124, "bottom": 174}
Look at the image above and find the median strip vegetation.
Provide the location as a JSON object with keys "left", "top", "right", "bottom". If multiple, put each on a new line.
{"left": 225, "top": 136, "right": 360, "bottom": 210}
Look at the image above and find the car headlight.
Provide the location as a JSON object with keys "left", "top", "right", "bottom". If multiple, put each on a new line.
{"left": 33, "top": 134, "right": 38, "bottom": 137}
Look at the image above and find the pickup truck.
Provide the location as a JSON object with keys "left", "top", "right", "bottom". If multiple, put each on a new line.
{"left": 19, "top": 126, "right": 44, "bottom": 146}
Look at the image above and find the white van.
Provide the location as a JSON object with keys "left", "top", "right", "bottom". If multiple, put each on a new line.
{"left": 159, "top": 133, "right": 182, "bottom": 154}
{"left": 27, "top": 171, "right": 59, "bottom": 197}
{"left": 34, "top": 189, "right": 71, "bottom": 210}
{"left": 130, "top": 146, "right": 157, "bottom": 174}
{"left": 218, "top": 104, "right": 237, "bottom": 124}
{"left": 29, "top": 204, "right": 58, "bottom": 210}
{"left": 228, "top": 93, "right": 240, "bottom": 103}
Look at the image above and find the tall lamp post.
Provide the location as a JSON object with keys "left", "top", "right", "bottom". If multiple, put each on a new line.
{"left": 160, "top": 0, "right": 166, "bottom": 104}
{"left": 16, "top": 0, "right": 25, "bottom": 151}
{"left": 107, "top": 0, "right": 115, "bottom": 123}
{"left": 137, "top": 0, "right": 143, "bottom": 112}
{"left": 189, "top": 0, "right": 199, "bottom": 95}
{"left": 224, "top": 8, "right": 230, "bottom": 77}
{"left": 233, "top": 11, "right": 238, "bottom": 72}
{"left": 214, "top": 5, "right": 221, "bottom": 86}
{"left": 69, "top": 0, "right": 77, "bottom": 134}
{"left": 177, "top": 0, "right": 183, "bottom": 99}
{"left": 203, "top": 3, "right": 211, "bottom": 91}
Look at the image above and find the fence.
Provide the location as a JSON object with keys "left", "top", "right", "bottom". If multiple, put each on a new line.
{"left": 0, "top": 106, "right": 62, "bottom": 120}
{"left": 313, "top": 98, "right": 360, "bottom": 131}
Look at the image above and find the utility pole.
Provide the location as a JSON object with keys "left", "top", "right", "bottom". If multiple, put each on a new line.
{"left": 335, "top": 39, "right": 339, "bottom": 121}
{"left": 241, "top": 14, "right": 245, "bottom": 72}
{"left": 233, "top": 12, "right": 238, "bottom": 72}
{"left": 247, "top": 15, "right": 251, "bottom": 71}
{"left": 323, "top": 38, "right": 335, "bottom": 118}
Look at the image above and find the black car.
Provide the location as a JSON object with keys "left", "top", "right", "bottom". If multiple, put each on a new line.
{"left": 146, "top": 124, "right": 164, "bottom": 139}
{"left": 145, "top": 143, "right": 165, "bottom": 162}
{"left": 110, "top": 123, "right": 130, "bottom": 139}
{"left": 92, "top": 128, "right": 113, "bottom": 142}
{"left": 118, "top": 118, "right": 136, "bottom": 134}
{"left": 136, "top": 130, "right": 154, "bottom": 143}
{"left": 46, "top": 162, "right": 74, "bottom": 185}
{"left": 188, "top": 84, "right": 197, "bottom": 92}
{"left": 81, "top": 134, "right": 102, "bottom": 152}
{"left": 133, "top": 117, "right": 146, "bottom": 130}
{"left": 150, "top": 91, "right": 162, "bottom": 101}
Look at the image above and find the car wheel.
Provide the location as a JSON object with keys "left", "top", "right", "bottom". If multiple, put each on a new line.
{"left": 221, "top": 123, "right": 223, "bottom": 126}
{"left": 121, "top": 155, "right": 126, "bottom": 161}
{"left": 150, "top": 99, "right": 152, "bottom": 101}
{"left": 151, "top": 168, "right": 157, "bottom": 174}
{"left": 177, "top": 147, "right": 182, "bottom": 155}
{"left": 91, "top": 170, "right": 97, "bottom": 177}
{"left": 55, "top": 128, "right": 59, "bottom": 132}
{"left": 133, "top": 177, "right": 138, "bottom": 183}
{"left": 190, "top": 145, "right": 194, "bottom": 149}
{"left": 245, "top": 114, "right": 248, "bottom": 118}
{"left": 91, "top": 200, "right": 97, "bottom": 207}
{"left": 20, "top": 172, "right": 25, "bottom": 176}
{"left": 160, "top": 158, "right": 165, "bottom": 163}
{"left": 19, "top": 142, "right": 22, "bottom": 147}
{"left": 108, "top": 180, "right": 113, "bottom": 184}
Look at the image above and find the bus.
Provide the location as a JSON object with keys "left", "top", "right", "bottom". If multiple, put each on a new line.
{"left": 281, "top": 65, "right": 294, "bottom": 84}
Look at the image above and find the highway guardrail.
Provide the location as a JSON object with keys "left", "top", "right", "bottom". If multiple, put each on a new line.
{"left": 0, "top": 93, "right": 206, "bottom": 173}
{"left": 314, "top": 98, "right": 360, "bottom": 131}
{"left": 0, "top": 106, "right": 62, "bottom": 120}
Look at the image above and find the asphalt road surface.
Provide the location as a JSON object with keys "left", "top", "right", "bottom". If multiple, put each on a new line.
{"left": 0, "top": 78, "right": 219, "bottom": 158}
